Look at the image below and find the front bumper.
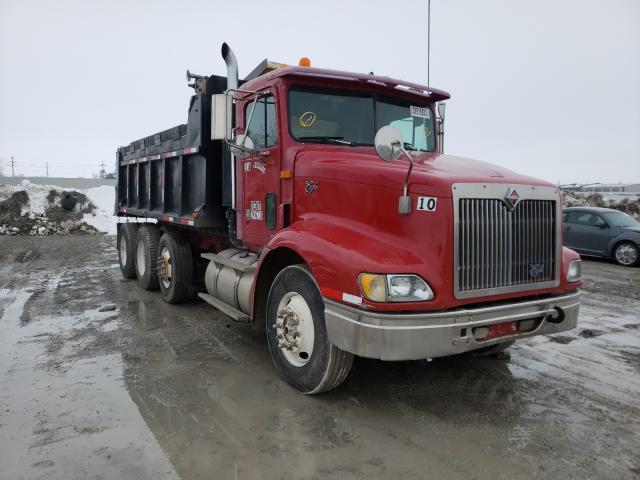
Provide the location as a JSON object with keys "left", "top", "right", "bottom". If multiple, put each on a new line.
{"left": 323, "top": 291, "right": 580, "bottom": 360}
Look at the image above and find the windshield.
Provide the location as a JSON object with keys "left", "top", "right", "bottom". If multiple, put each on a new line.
{"left": 288, "top": 88, "right": 436, "bottom": 151}
{"left": 602, "top": 210, "right": 640, "bottom": 227}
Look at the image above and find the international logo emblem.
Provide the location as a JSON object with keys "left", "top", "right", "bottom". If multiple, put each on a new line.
{"left": 504, "top": 187, "right": 520, "bottom": 210}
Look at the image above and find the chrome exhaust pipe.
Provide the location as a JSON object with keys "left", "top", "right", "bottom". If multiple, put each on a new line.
{"left": 221, "top": 42, "right": 239, "bottom": 210}
{"left": 221, "top": 42, "right": 238, "bottom": 91}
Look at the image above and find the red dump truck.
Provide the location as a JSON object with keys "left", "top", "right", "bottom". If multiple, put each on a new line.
{"left": 115, "top": 43, "right": 582, "bottom": 393}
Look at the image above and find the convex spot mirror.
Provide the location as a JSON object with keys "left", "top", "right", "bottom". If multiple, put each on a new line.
{"left": 230, "top": 134, "right": 255, "bottom": 158}
{"left": 374, "top": 126, "right": 404, "bottom": 162}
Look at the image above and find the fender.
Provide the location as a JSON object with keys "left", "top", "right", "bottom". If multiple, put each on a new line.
{"left": 253, "top": 213, "right": 430, "bottom": 309}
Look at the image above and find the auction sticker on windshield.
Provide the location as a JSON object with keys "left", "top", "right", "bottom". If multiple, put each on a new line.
{"left": 410, "top": 106, "right": 431, "bottom": 119}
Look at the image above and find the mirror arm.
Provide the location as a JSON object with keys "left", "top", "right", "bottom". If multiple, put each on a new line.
{"left": 393, "top": 141, "right": 414, "bottom": 215}
{"left": 224, "top": 138, "right": 255, "bottom": 156}
{"left": 242, "top": 95, "right": 260, "bottom": 148}
{"left": 393, "top": 142, "right": 414, "bottom": 196}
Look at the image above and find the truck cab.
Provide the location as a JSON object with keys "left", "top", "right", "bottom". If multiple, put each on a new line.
{"left": 116, "top": 44, "right": 582, "bottom": 394}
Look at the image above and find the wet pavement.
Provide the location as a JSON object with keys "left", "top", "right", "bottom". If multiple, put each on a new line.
{"left": 0, "top": 236, "right": 638, "bottom": 480}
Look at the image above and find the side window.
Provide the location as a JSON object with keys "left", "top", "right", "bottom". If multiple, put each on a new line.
{"left": 565, "top": 211, "right": 581, "bottom": 224}
{"left": 571, "top": 212, "right": 600, "bottom": 226}
{"left": 245, "top": 94, "right": 277, "bottom": 149}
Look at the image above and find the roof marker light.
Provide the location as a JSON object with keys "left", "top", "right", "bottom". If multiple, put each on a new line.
{"left": 299, "top": 57, "right": 311, "bottom": 67}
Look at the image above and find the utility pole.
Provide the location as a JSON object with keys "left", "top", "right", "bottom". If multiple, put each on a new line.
{"left": 99, "top": 160, "right": 106, "bottom": 179}
{"left": 11, "top": 156, "right": 15, "bottom": 177}
{"left": 46, "top": 162, "right": 49, "bottom": 177}
{"left": 427, "top": 0, "right": 431, "bottom": 87}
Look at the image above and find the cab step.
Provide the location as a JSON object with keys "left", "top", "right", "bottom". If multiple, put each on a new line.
{"left": 197, "top": 292, "right": 249, "bottom": 322}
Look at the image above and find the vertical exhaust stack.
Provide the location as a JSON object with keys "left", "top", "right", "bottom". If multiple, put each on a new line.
{"left": 221, "top": 42, "right": 239, "bottom": 214}
{"left": 221, "top": 42, "right": 238, "bottom": 141}
{"left": 221, "top": 42, "right": 239, "bottom": 91}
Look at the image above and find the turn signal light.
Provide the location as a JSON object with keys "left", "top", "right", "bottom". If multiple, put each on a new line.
{"left": 279, "top": 169, "right": 293, "bottom": 179}
{"left": 358, "top": 273, "right": 387, "bottom": 302}
{"left": 299, "top": 57, "right": 311, "bottom": 67}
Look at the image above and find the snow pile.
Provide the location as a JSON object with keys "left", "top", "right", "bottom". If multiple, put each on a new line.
{"left": 82, "top": 185, "right": 117, "bottom": 235}
{"left": 562, "top": 191, "right": 640, "bottom": 219}
{"left": 0, "top": 180, "right": 117, "bottom": 236}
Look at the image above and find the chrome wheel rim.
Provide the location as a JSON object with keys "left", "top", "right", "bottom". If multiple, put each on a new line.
{"left": 136, "top": 240, "right": 146, "bottom": 276}
{"left": 616, "top": 243, "right": 638, "bottom": 265}
{"left": 275, "top": 292, "right": 315, "bottom": 367}
{"left": 159, "top": 247, "right": 172, "bottom": 289}
{"left": 119, "top": 233, "right": 127, "bottom": 265}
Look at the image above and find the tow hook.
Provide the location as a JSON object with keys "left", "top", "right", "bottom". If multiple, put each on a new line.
{"left": 546, "top": 307, "right": 566, "bottom": 324}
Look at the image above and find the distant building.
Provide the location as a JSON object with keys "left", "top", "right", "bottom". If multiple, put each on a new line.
{"left": 581, "top": 183, "right": 640, "bottom": 193}
{"left": 560, "top": 183, "right": 640, "bottom": 194}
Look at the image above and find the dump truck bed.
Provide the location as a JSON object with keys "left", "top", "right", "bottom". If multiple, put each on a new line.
{"left": 116, "top": 75, "right": 230, "bottom": 230}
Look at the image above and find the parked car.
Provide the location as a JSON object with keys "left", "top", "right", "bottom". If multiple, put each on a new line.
{"left": 563, "top": 207, "right": 640, "bottom": 266}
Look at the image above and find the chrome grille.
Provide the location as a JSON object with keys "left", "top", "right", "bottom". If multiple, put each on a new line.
{"left": 457, "top": 198, "right": 557, "bottom": 295}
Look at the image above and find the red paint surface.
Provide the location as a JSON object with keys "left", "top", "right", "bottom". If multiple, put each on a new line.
{"left": 229, "top": 68, "right": 581, "bottom": 316}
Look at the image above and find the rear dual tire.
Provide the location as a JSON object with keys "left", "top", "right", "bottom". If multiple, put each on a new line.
{"left": 266, "top": 265, "right": 353, "bottom": 394}
{"left": 118, "top": 225, "right": 193, "bottom": 303}
{"left": 135, "top": 226, "right": 160, "bottom": 290}
{"left": 118, "top": 224, "right": 138, "bottom": 279}
{"left": 157, "top": 232, "right": 193, "bottom": 304}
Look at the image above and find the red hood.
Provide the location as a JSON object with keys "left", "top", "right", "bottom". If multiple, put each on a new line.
{"left": 293, "top": 146, "right": 552, "bottom": 197}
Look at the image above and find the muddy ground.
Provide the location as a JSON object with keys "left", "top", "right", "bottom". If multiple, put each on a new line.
{"left": 0, "top": 236, "right": 638, "bottom": 480}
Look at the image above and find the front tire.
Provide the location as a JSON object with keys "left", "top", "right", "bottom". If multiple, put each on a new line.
{"left": 613, "top": 241, "right": 639, "bottom": 267}
{"left": 157, "top": 231, "right": 193, "bottom": 303}
{"left": 266, "top": 265, "right": 353, "bottom": 394}
{"left": 117, "top": 223, "right": 138, "bottom": 279}
{"left": 135, "top": 225, "right": 160, "bottom": 290}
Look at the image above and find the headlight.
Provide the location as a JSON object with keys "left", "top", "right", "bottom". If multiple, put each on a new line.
{"left": 567, "top": 260, "right": 582, "bottom": 283}
{"left": 358, "top": 273, "right": 433, "bottom": 302}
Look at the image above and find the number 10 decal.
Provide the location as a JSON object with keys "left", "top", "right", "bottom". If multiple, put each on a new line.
{"left": 417, "top": 197, "right": 437, "bottom": 212}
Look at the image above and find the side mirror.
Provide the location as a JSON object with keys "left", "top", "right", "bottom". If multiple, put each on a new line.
{"left": 374, "top": 126, "right": 404, "bottom": 162}
{"left": 595, "top": 221, "right": 608, "bottom": 229}
{"left": 437, "top": 102, "right": 446, "bottom": 122}
{"left": 374, "top": 126, "right": 413, "bottom": 215}
{"left": 229, "top": 134, "right": 255, "bottom": 158}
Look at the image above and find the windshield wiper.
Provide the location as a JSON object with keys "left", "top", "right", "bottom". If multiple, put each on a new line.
{"left": 298, "top": 136, "right": 374, "bottom": 147}
{"left": 298, "top": 136, "right": 353, "bottom": 145}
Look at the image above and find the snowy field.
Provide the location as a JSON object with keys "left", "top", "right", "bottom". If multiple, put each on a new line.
{"left": 0, "top": 180, "right": 117, "bottom": 235}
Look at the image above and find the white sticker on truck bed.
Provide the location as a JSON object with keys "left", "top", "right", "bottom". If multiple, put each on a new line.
{"left": 417, "top": 197, "right": 437, "bottom": 211}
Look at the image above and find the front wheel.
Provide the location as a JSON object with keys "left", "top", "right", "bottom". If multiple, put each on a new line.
{"left": 613, "top": 241, "right": 639, "bottom": 267}
{"left": 266, "top": 265, "right": 353, "bottom": 394}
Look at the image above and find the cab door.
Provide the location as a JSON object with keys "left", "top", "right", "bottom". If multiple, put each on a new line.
{"left": 239, "top": 93, "right": 281, "bottom": 248}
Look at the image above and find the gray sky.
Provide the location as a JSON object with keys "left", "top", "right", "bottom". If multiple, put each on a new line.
{"left": 1, "top": 0, "right": 638, "bottom": 183}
